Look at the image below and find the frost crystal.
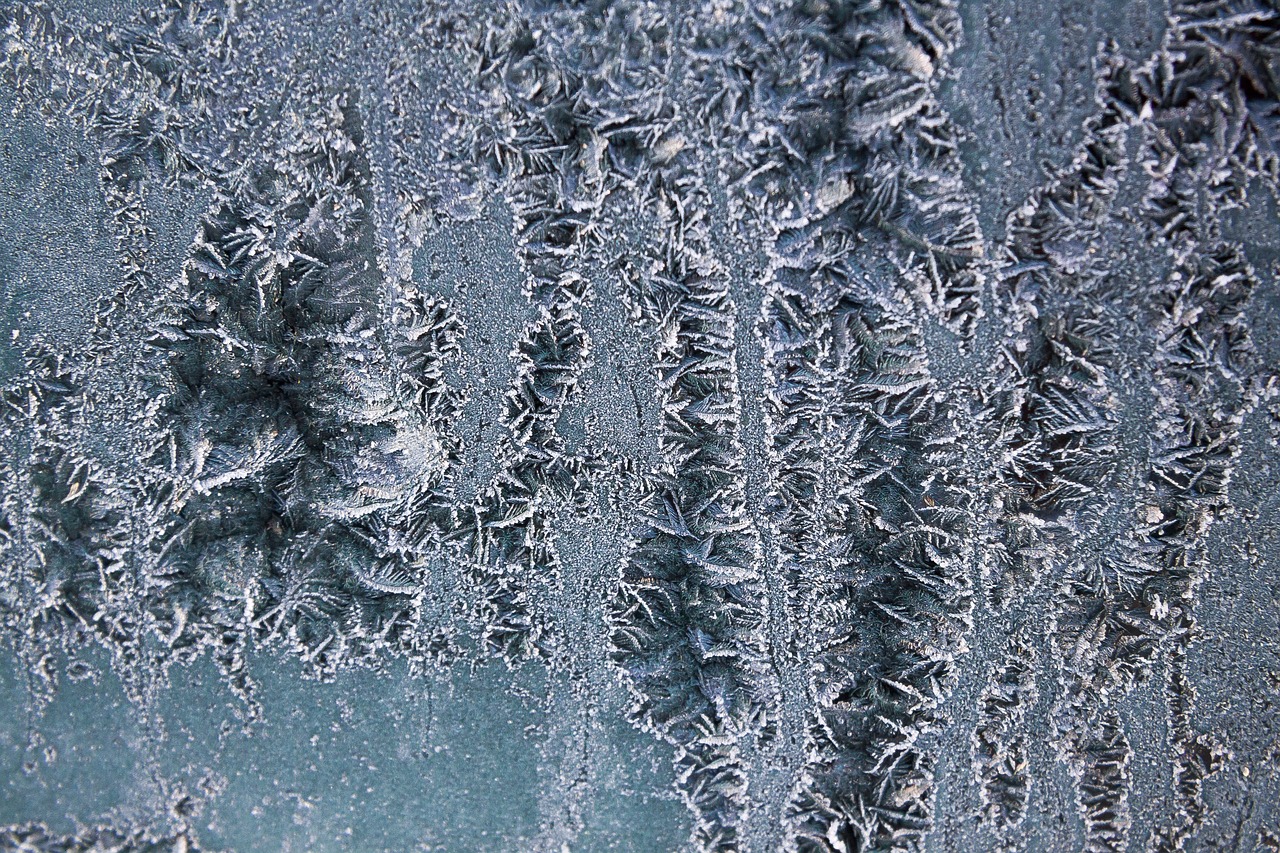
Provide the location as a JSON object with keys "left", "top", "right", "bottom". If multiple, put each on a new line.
{"left": 1, "top": 0, "right": 1278, "bottom": 850}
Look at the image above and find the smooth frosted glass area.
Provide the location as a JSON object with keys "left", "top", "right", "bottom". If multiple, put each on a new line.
{"left": 1, "top": 645, "right": 687, "bottom": 851}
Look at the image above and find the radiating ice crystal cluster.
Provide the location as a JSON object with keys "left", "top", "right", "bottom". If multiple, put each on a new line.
{"left": 1, "top": 0, "right": 1278, "bottom": 850}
